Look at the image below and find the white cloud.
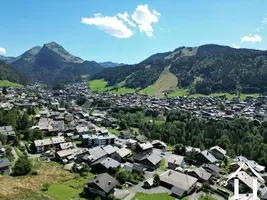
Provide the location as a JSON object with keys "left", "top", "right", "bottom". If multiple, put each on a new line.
{"left": 256, "top": 26, "right": 263, "bottom": 32}
{"left": 117, "top": 11, "right": 136, "bottom": 27}
{"left": 263, "top": 17, "right": 267, "bottom": 24}
{"left": 81, "top": 14, "right": 134, "bottom": 39}
{"left": 232, "top": 44, "right": 240, "bottom": 49}
{"left": 0, "top": 47, "right": 6, "bottom": 55}
{"left": 131, "top": 4, "right": 160, "bottom": 37}
{"left": 241, "top": 34, "right": 262, "bottom": 43}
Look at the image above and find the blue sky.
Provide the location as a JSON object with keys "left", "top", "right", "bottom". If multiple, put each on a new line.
{"left": 0, "top": 0, "right": 267, "bottom": 64}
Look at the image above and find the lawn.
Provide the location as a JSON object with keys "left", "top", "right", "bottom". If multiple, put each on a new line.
{"left": 143, "top": 116, "right": 166, "bottom": 125}
{"left": 46, "top": 184, "right": 81, "bottom": 200}
{"left": 167, "top": 88, "right": 189, "bottom": 97}
{"left": 0, "top": 80, "right": 22, "bottom": 87}
{"left": 160, "top": 158, "right": 167, "bottom": 171}
{"left": 131, "top": 193, "right": 175, "bottom": 200}
{"left": 108, "top": 128, "right": 121, "bottom": 135}
{"left": 0, "top": 159, "right": 74, "bottom": 200}
{"left": 88, "top": 79, "right": 111, "bottom": 92}
{"left": 46, "top": 173, "right": 94, "bottom": 200}
{"left": 166, "top": 145, "right": 175, "bottom": 151}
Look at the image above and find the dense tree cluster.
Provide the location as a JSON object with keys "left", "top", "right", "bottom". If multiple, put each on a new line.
{"left": 0, "top": 108, "right": 43, "bottom": 146}
{"left": 110, "top": 108, "right": 267, "bottom": 167}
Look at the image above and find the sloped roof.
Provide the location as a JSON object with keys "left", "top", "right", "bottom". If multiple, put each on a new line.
{"left": 87, "top": 173, "right": 118, "bottom": 193}
{"left": 160, "top": 170, "right": 197, "bottom": 191}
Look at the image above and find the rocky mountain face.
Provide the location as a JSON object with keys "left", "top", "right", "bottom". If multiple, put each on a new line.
{"left": 8, "top": 42, "right": 104, "bottom": 84}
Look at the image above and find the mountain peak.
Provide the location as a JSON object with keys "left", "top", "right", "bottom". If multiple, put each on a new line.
{"left": 44, "top": 41, "right": 63, "bottom": 49}
{"left": 41, "top": 42, "right": 83, "bottom": 63}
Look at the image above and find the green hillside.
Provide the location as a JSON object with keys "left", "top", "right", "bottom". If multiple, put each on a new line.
{"left": 0, "top": 80, "right": 22, "bottom": 87}
{"left": 139, "top": 66, "right": 178, "bottom": 96}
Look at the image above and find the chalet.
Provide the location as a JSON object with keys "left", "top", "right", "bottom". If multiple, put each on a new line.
{"left": 187, "top": 167, "right": 212, "bottom": 183}
{"left": 196, "top": 150, "right": 217, "bottom": 165}
{"left": 102, "top": 117, "right": 118, "bottom": 128}
{"left": 233, "top": 156, "right": 265, "bottom": 173}
{"left": 209, "top": 145, "right": 227, "bottom": 160}
{"left": 136, "top": 135, "right": 148, "bottom": 143}
{"left": 201, "top": 164, "right": 220, "bottom": 179}
{"left": 102, "top": 145, "right": 119, "bottom": 156}
{"left": 34, "top": 138, "right": 52, "bottom": 153}
{"left": 76, "top": 125, "right": 90, "bottom": 135}
{"left": 87, "top": 173, "right": 118, "bottom": 197}
{"left": 33, "top": 136, "right": 65, "bottom": 153}
{"left": 59, "top": 142, "right": 74, "bottom": 150}
{"left": 167, "top": 154, "right": 185, "bottom": 169}
{"left": 139, "top": 153, "right": 161, "bottom": 171}
{"left": 119, "top": 131, "right": 131, "bottom": 139}
{"left": 85, "top": 146, "right": 108, "bottom": 165}
{"left": 91, "top": 157, "right": 120, "bottom": 173}
{"left": 56, "top": 149, "right": 74, "bottom": 163}
{"left": 51, "top": 136, "right": 65, "bottom": 148}
{"left": 132, "top": 163, "right": 146, "bottom": 174}
{"left": 226, "top": 170, "right": 261, "bottom": 194}
{"left": 112, "top": 148, "right": 132, "bottom": 162}
{"left": 152, "top": 140, "right": 167, "bottom": 150}
{"left": 0, "top": 126, "right": 15, "bottom": 144}
{"left": 0, "top": 158, "right": 11, "bottom": 175}
{"left": 0, "top": 142, "right": 5, "bottom": 154}
{"left": 135, "top": 142, "right": 153, "bottom": 154}
{"left": 160, "top": 170, "right": 197, "bottom": 198}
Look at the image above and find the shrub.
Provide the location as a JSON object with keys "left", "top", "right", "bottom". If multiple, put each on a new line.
{"left": 116, "top": 184, "right": 123, "bottom": 189}
{"left": 41, "top": 183, "right": 50, "bottom": 191}
{"left": 31, "top": 170, "right": 38, "bottom": 175}
{"left": 13, "top": 156, "right": 32, "bottom": 176}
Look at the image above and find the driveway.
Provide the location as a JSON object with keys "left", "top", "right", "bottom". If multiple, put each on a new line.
{"left": 11, "top": 147, "right": 18, "bottom": 162}
{"left": 114, "top": 188, "right": 130, "bottom": 199}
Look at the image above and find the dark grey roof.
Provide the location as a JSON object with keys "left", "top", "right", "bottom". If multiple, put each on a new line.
{"left": 0, "top": 158, "right": 10, "bottom": 168}
{"left": 146, "top": 153, "right": 162, "bottom": 165}
{"left": 102, "top": 145, "right": 119, "bottom": 155}
{"left": 88, "top": 173, "right": 118, "bottom": 193}
{"left": 123, "top": 162, "right": 133, "bottom": 171}
{"left": 136, "top": 135, "right": 148, "bottom": 143}
{"left": 88, "top": 146, "right": 108, "bottom": 162}
{"left": 201, "top": 164, "right": 220, "bottom": 174}
{"left": 92, "top": 157, "right": 120, "bottom": 169}
{"left": 200, "top": 150, "right": 217, "bottom": 163}
{"left": 132, "top": 163, "right": 146, "bottom": 172}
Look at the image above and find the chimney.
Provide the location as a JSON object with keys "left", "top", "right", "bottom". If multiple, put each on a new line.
{"left": 234, "top": 178, "right": 239, "bottom": 200}
{"left": 108, "top": 181, "right": 111, "bottom": 185}
{"left": 207, "top": 151, "right": 209, "bottom": 155}
{"left": 253, "top": 179, "right": 257, "bottom": 199}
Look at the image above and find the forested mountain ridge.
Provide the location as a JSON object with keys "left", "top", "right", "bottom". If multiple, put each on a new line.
{"left": 0, "top": 61, "right": 27, "bottom": 85}
{"left": 99, "top": 62, "right": 126, "bottom": 68}
{"left": 92, "top": 44, "right": 267, "bottom": 95}
{"left": 8, "top": 42, "right": 104, "bottom": 84}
